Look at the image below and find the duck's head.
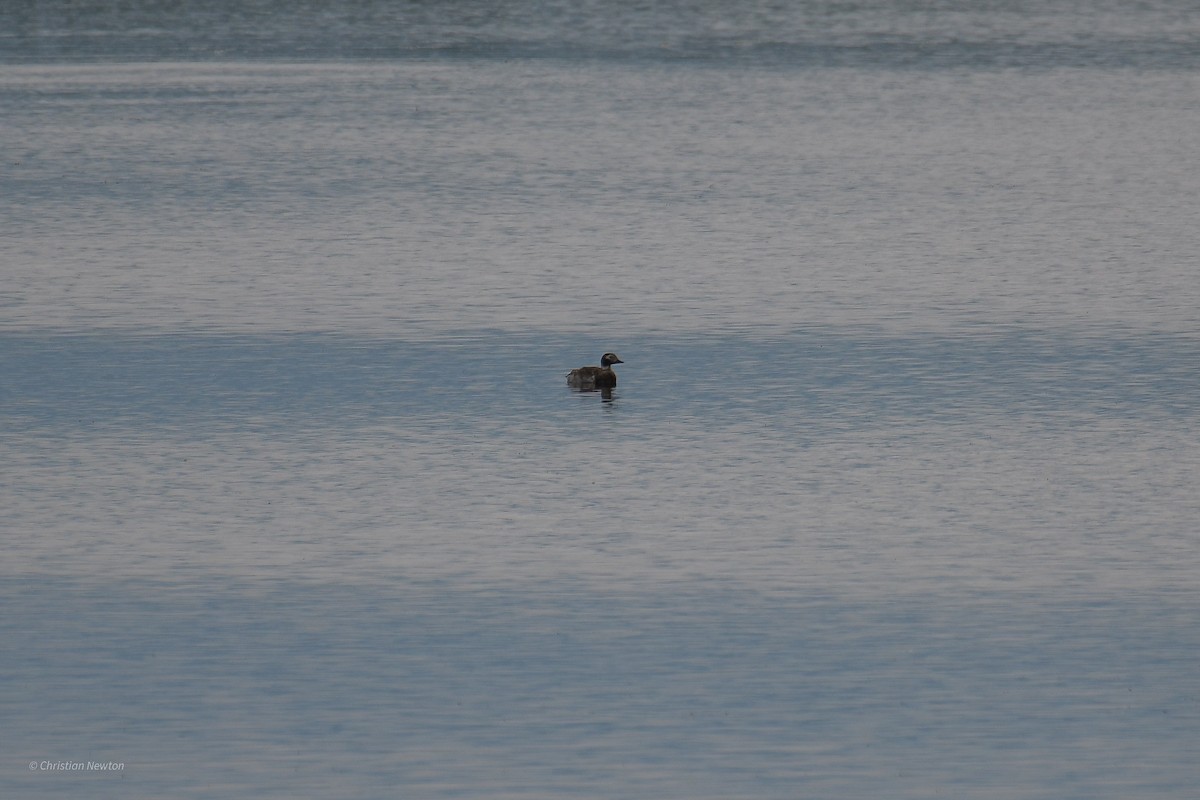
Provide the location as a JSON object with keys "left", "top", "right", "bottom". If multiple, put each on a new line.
{"left": 600, "top": 353, "right": 623, "bottom": 367}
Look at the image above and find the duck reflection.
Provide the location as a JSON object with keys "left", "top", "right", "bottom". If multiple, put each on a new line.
{"left": 572, "top": 386, "right": 615, "bottom": 403}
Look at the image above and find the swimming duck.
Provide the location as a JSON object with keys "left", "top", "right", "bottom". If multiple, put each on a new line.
{"left": 566, "top": 352, "right": 623, "bottom": 389}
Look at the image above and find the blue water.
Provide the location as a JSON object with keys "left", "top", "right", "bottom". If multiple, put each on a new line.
{"left": 3, "top": 2, "right": 1200, "bottom": 798}
{"left": 4, "top": 329, "right": 1199, "bottom": 430}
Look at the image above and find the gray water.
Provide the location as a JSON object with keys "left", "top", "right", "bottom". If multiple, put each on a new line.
{"left": 3, "top": 2, "right": 1200, "bottom": 798}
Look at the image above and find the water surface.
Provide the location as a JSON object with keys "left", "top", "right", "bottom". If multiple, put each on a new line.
{"left": 3, "top": 2, "right": 1199, "bottom": 797}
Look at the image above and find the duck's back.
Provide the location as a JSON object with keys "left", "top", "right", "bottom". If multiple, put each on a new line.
{"left": 567, "top": 365, "right": 616, "bottom": 389}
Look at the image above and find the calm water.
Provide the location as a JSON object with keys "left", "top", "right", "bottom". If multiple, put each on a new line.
{"left": 3, "top": 2, "right": 1200, "bottom": 798}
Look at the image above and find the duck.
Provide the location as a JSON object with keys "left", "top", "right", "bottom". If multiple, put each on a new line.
{"left": 566, "top": 352, "right": 623, "bottom": 389}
